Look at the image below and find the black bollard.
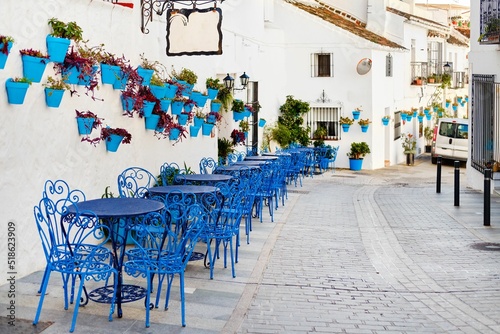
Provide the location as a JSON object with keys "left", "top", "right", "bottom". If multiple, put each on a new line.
{"left": 436, "top": 156, "right": 442, "bottom": 193}
{"left": 454, "top": 161, "right": 460, "bottom": 206}
{"left": 484, "top": 169, "right": 491, "bottom": 226}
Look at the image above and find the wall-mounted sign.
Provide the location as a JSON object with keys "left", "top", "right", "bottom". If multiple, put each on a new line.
{"left": 166, "top": 7, "right": 223, "bottom": 56}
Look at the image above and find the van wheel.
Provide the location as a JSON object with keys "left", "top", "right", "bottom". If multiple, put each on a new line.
{"left": 431, "top": 156, "right": 437, "bottom": 164}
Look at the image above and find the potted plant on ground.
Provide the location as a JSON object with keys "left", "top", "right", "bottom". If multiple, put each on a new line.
{"left": 19, "top": 48, "right": 50, "bottom": 83}
{"left": 0, "top": 35, "right": 14, "bottom": 69}
{"left": 43, "top": 76, "right": 71, "bottom": 108}
{"left": 424, "top": 126, "right": 433, "bottom": 153}
{"left": 5, "top": 77, "right": 32, "bottom": 104}
{"left": 347, "top": 142, "right": 370, "bottom": 170}
{"left": 401, "top": 132, "right": 416, "bottom": 165}
{"left": 47, "top": 18, "right": 83, "bottom": 63}
{"left": 218, "top": 137, "right": 235, "bottom": 164}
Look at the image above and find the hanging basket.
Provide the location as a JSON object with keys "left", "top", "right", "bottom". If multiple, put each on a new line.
{"left": 46, "top": 35, "right": 70, "bottom": 63}
{"left": 22, "top": 55, "right": 48, "bottom": 83}
{"left": 44, "top": 88, "right": 65, "bottom": 108}
{"left": 0, "top": 41, "right": 13, "bottom": 69}
{"left": 76, "top": 117, "right": 95, "bottom": 135}
{"left": 5, "top": 79, "right": 30, "bottom": 105}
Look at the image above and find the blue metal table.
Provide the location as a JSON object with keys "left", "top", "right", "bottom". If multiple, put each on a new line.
{"left": 148, "top": 185, "right": 218, "bottom": 195}
{"left": 245, "top": 155, "right": 278, "bottom": 161}
{"left": 169, "top": 174, "right": 233, "bottom": 186}
{"left": 69, "top": 198, "right": 165, "bottom": 318}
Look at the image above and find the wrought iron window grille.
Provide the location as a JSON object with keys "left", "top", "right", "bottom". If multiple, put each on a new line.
{"left": 141, "top": 0, "right": 224, "bottom": 34}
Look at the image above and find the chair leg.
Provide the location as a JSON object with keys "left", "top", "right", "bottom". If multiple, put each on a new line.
{"left": 164, "top": 274, "right": 174, "bottom": 310}
{"left": 230, "top": 238, "right": 236, "bottom": 278}
{"left": 33, "top": 270, "right": 52, "bottom": 326}
{"left": 69, "top": 276, "right": 87, "bottom": 333}
{"left": 145, "top": 273, "right": 152, "bottom": 328}
{"left": 180, "top": 271, "right": 186, "bottom": 327}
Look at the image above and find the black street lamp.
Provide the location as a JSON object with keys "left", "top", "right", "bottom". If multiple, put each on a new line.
{"left": 223, "top": 72, "right": 249, "bottom": 90}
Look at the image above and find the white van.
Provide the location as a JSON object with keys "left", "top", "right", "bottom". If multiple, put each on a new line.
{"left": 431, "top": 118, "right": 469, "bottom": 164}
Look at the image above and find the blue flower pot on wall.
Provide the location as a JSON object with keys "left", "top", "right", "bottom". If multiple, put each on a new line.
{"left": 178, "top": 113, "right": 188, "bottom": 125}
{"left": 76, "top": 117, "right": 95, "bottom": 135}
{"left": 145, "top": 114, "right": 160, "bottom": 130}
{"left": 165, "top": 83, "right": 178, "bottom": 99}
{"left": 137, "top": 66, "right": 154, "bottom": 86}
{"left": 22, "top": 55, "right": 48, "bottom": 83}
{"left": 211, "top": 102, "right": 222, "bottom": 113}
{"left": 160, "top": 98, "right": 171, "bottom": 112}
{"left": 105, "top": 134, "right": 124, "bottom": 152}
{"left": 352, "top": 111, "right": 360, "bottom": 120}
{"left": 5, "top": 78, "right": 30, "bottom": 104}
{"left": 382, "top": 118, "right": 389, "bottom": 126}
{"left": 169, "top": 128, "right": 181, "bottom": 141}
{"left": 44, "top": 88, "right": 65, "bottom": 108}
{"left": 194, "top": 117, "right": 204, "bottom": 127}
{"left": 190, "top": 125, "right": 200, "bottom": 137}
{"left": 141, "top": 100, "right": 156, "bottom": 117}
{"left": 202, "top": 123, "right": 214, "bottom": 136}
{"left": 113, "top": 70, "right": 129, "bottom": 90}
{"left": 62, "top": 66, "right": 81, "bottom": 84}
{"left": 360, "top": 125, "right": 369, "bottom": 133}
{"left": 207, "top": 88, "right": 218, "bottom": 100}
{"left": 171, "top": 101, "right": 183, "bottom": 115}
{"left": 0, "top": 41, "right": 13, "bottom": 69}
{"left": 100, "top": 63, "right": 120, "bottom": 85}
{"left": 233, "top": 111, "right": 245, "bottom": 121}
{"left": 150, "top": 84, "right": 167, "bottom": 99}
{"left": 341, "top": 124, "right": 350, "bottom": 133}
{"left": 121, "top": 95, "right": 135, "bottom": 112}
{"left": 46, "top": 35, "right": 70, "bottom": 63}
{"left": 259, "top": 119, "right": 266, "bottom": 127}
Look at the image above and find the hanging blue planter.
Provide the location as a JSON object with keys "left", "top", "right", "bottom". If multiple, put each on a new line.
{"left": 150, "top": 84, "right": 167, "bottom": 99}
{"left": 113, "top": 70, "right": 129, "bottom": 90}
{"left": 121, "top": 95, "right": 135, "bottom": 112}
{"left": 78, "top": 65, "right": 98, "bottom": 86}
{"left": 207, "top": 115, "right": 216, "bottom": 124}
{"left": 445, "top": 102, "right": 450, "bottom": 108}
{"left": 424, "top": 108, "right": 430, "bottom": 115}
{"left": 191, "top": 92, "right": 208, "bottom": 108}
{"left": 46, "top": 35, "right": 70, "bottom": 63}
{"left": 76, "top": 117, "right": 95, "bottom": 135}
{"left": 141, "top": 100, "right": 156, "bottom": 117}
{"left": 164, "top": 83, "right": 178, "bottom": 99}
{"left": 105, "top": 134, "right": 124, "bottom": 152}
{"left": 171, "top": 101, "right": 183, "bottom": 115}
{"left": 5, "top": 78, "right": 30, "bottom": 104}
{"left": 169, "top": 128, "right": 181, "bottom": 141}
{"left": 194, "top": 117, "right": 204, "bottom": 127}
{"left": 190, "top": 125, "right": 200, "bottom": 137}
{"left": 22, "top": 55, "right": 48, "bottom": 83}
{"left": 382, "top": 118, "right": 389, "bottom": 126}
{"left": 137, "top": 66, "right": 154, "bottom": 86}
{"left": 184, "top": 102, "right": 194, "bottom": 113}
{"left": 417, "top": 115, "right": 424, "bottom": 123}
{"left": 233, "top": 111, "right": 245, "bottom": 121}
{"left": 178, "top": 113, "right": 189, "bottom": 125}
{"left": 62, "top": 66, "right": 80, "bottom": 84}
{"left": 44, "top": 88, "right": 65, "bottom": 108}
{"left": 202, "top": 123, "right": 214, "bottom": 136}
{"left": 426, "top": 113, "right": 432, "bottom": 120}
{"left": 341, "top": 124, "right": 350, "bottom": 133}
{"left": 452, "top": 105, "right": 458, "bottom": 111}
{"left": 361, "top": 125, "right": 369, "bottom": 133}
{"left": 0, "top": 41, "right": 13, "bottom": 69}
{"left": 401, "top": 113, "right": 408, "bottom": 121}
{"left": 211, "top": 102, "right": 222, "bottom": 113}
{"left": 207, "top": 88, "right": 218, "bottom": 100}
{"left": 160, "top": 98, "right": 171, "bottom": 112}
{"left": 100, "top": 63, "right": 120, "bottom": 85}
{"left": 352, "top": 111, "right": 360, "bottom": 120}
{"left": 259, "top": 119, "right": 267, "bottom": 127}
{"left": 145, "top": 114, "right": 160, "bottom": 130}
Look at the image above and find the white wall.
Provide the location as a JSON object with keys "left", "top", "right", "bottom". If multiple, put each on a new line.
{"left": 0, "top": 0, "right": 261, "bottom": 281}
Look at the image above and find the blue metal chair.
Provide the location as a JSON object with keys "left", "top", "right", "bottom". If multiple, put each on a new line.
{"left": 199, "top": 185, "right": 245, "bottom": 279}
{"left": 159, "top": 162, "right": 190, "bottom": 185}
{"left": 327, "top": 145, "right": 339, "bottom": 172}
{"left": 117, "top": 167, "right": 158, "bottom": 198}
{"left": 33, "top": 179, "right": 117, "bottom": 333}
{"left": 124, "top": 207, "right": 205, "bottom": 328}
{"left": 199, "top": 157, "right": 218, "bottom": 174}
{"left": 252, "top": 161, "right": 275, "bottom": 222}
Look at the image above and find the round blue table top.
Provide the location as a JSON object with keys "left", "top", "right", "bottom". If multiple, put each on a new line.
{"left": 245, "top": 155, "right": 278, "bottom": 161}
{"left": 70, "top": 198, "right": 165, "bottom": 218}
{"left": 233, "top": 161, "right": 263, "bottom": 166}
{"left": 182, "top": 174, "right": 233, "bottom": 182}
{"left": 215, "top": 165, "right": 260, "bottom": 172}
{"left": 148, "top": 185, "right": 218, "bottom": 195}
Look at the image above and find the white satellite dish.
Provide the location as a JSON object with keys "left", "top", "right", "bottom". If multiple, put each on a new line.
{"left": 356, "top": 58, "right": 372, "bottom": 75}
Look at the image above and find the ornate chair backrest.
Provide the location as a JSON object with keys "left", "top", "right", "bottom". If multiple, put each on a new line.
{"left": 163, "top": 190, "right": 197, "bottom": 235}
{"left": 199, "top": 157, "right": 218, "bottom": 174}
{"left": 226, "top": 153, "right": 238, "bottom": 165}
{"left": 117, "top": 167, "right": 157, "bottom": 198}
{"left": 159, "top": 162, "right": 182, "bottom": 185}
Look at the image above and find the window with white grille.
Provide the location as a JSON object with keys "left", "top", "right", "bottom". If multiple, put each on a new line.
{"left": 305, "top": 106, "right": 340, "bottom": 140}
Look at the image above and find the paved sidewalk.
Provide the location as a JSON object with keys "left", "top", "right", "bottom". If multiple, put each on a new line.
{"left": 2, "top": 156, "right": 500, "bottom": 333}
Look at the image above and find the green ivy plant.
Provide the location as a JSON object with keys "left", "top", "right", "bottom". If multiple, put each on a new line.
{"left": 48, "top": 18, "right": 83, "bottom": 42}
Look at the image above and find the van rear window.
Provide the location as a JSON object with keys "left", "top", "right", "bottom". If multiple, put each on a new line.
{"left": 438, "top": 122, "right": 455, "bottom": 138}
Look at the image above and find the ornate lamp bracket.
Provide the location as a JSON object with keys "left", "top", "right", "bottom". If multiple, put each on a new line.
{"left": 140, "top": 0, "right": 223, "bottom": 34}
